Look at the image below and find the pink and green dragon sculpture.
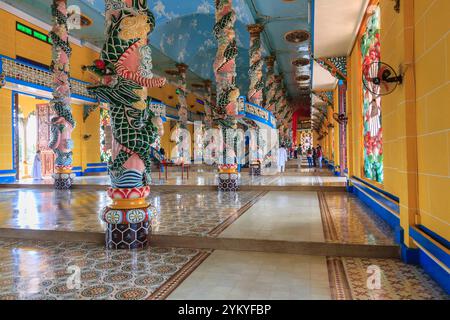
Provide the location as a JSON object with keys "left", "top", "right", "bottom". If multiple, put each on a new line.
{"left": 213, "top": 0, "right": 240, "bottom": 128}
{"left": 48, "top": 0, "right": 76, "bottom": 189}
{"left": 247, "top": 24, "right": 264, "bottom": 106}
{"left": 84, "top": 0, "right": 166, "bottom": 249}
{"left": 264, "top": 55, "right": 276, "bottom": 111}
{"left": 214, "top": 0, "right": 241, "bottom": 190}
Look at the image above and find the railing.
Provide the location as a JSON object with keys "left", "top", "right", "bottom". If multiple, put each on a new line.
{"left": 237, "top": 96, "right": 276, "bottom": 129}
{"left": 0, "top": 54, "right": 96, "bottom": 101}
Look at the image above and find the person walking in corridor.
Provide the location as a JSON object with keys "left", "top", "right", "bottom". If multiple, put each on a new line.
{"left": 278, "top": 144, "right": 288, "bottom": 173}
{"left": 317, "top": 145, "right": 323, "bottom": 169}
{"left": 306, "top": 148, "right": 313, "bottom": 168}
{"left": 312, "top": 147, "right": 317, "bottom": 167}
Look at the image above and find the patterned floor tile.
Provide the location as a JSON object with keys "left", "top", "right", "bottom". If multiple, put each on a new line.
{"left": 327, "top": 256, "right": 449, "bottom": 300}
{"left": 0, "top": 189, "right": 261, "bottom": 237}
{"left": 319, "top": 192, "right": 395, "bottom": 245}
{"left": 0, "top": 239, "right": 209, "bottom": 300}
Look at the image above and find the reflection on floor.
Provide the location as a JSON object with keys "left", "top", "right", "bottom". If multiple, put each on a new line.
{"left": 319, "top": 192, "right": 396, "bottom": 245}
{"left": 168, "top": 250, "right": 331, "bottom": 300}
{"left": 0, "top": 165, "right": 447, "bottom": 300}
{"left": 9, "top": 168, "right": 346, "bottom": 187}
{"left": 168, "top": 250, "right": 448, "bottom": 300}
{"left": 220, "top": 192, "right": 325, "bottom": 242}
{"left": 0, "top": 239, "right": 209, "bottom": 300}
{"left": 0, "top": 189, "right": 262, "bottom": 236}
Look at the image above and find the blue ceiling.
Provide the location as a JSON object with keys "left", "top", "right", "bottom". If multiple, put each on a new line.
{"left": 4, "top": 0, "right": 312, "bottom": 101}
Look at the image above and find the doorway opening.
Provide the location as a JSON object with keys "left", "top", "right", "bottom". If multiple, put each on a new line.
{"left": 16, "top": 93, "right": 55, "bottom": 180}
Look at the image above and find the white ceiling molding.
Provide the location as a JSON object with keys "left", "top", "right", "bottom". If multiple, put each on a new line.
{"left": 312, "top": 60, "right": 338, "bottom": 91}
{"left": 313, "top": 0, "right": 369, "bottom": 57}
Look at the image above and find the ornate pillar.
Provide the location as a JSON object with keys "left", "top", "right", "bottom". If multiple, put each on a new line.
{"left": 264, "top": 55, "right": 276, "bottom": 111}
{"left": 203, "top": 79, "right": 214, "bottom": 129}
{"left": 85, "top": 0, "right": 166, "bottom": 249}
{"left": 49, "top": 0, "right": 76, "bottom": 189}
{"left": 247, "top": 24, "right": 264, "bottom": 106}
{"left": 214, "top": 0, "right": 240, "bottom": 191}
{"left": 175, "top": 63, "right": 189, "bottom": 127}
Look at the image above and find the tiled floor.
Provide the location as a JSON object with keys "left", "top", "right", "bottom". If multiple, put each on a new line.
{"left": 332, "top": 257, "right": 449, "bottom": 300}
{"left": 10, "top": 167, "right": 346, "bottom": 187}
{"left": 320, "top": 192, "right": 395, "bottom": 245}
{"left": 0, "top": 189, "right": 261, "bottom": 236}
{"left": 0, "top": 239, "right": 209, "bottom": 300}
{"left": 220, "top": 192, "right": 325, "bottom": 242}
{"left": 168, "top": 250, "right": 331, "bottom": 300}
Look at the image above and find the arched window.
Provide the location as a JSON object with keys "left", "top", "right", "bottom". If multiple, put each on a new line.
{"left": 361, "top": 5, "right": 383, "bottom": 183}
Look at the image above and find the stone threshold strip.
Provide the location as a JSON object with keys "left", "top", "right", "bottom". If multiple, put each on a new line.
{"left": 0, "top": 231, "right": 399, "bottom": 259}
{"left": 148, "top": 250, "right": 211, "bottom": 300}
{"left": 318, "top": 190, "right": 362, "bottom": 300}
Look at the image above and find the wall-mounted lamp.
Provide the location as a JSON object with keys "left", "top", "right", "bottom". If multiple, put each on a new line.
{"left": 83, "top": 134, "right": 92, "bottom": 141}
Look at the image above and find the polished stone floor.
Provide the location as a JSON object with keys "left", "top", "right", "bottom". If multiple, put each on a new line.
{"left": 0, "top": 189, "right": 262, "bottom": 236}
{"left": 169, "top": 250, "right": 448, "bottom": 300}
{"left": 9, "top": 167, "right": 346, "bottom": 187}
{"left": 0, "top": 239, "right": 208, "bottom": 300}
{"left": 0, "top": 166, "right": 447, "bottom": 300}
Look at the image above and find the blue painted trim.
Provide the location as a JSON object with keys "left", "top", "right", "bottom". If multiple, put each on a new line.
{"left": 6, "top": 77, "right": 97, "bottom": 103}
{"left": 418, "top": 249, "right": 450, "bottom": 295}
{"left": 0, "top": 170, "right": 16, "bottom": 174}
{"left": 417, "top": 225, "right": 450, "bottom": 249}
{"left": 410, "top": 227, "right": 449, "bottom": 268}
{"left": 352, "top": 182, "right": 400, "bottom": 230}
{"left": 351, "top": 177, "right": 400, "bottom": 213}
{"left": 11, "top": 91, "right": 16, "bottom": 171}
{"left": 351, "top": 175, "right": 400, "bottom": 203}
{"left": 0, "top": 176, "right": 15, "bottom": 183}
{"left": 401, "top": 243, "right": 420, "bottom": 264}
{"left": 86, "top": 163, "right": 107, "bottom": 167}
{"left": 84, "top": 167, "right": 107, "bottom": 173}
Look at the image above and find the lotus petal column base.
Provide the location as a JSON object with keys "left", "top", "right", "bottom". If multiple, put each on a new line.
{"left": 52, "top": 172, "right": 76, "bottom": 190}
{"left": 218, "top": 173, "right": 239, "bottom": 192}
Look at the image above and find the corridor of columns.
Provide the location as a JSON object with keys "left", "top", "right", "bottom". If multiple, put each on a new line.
{"left": 0, "top": 0, "right": 448, "bottom": 304}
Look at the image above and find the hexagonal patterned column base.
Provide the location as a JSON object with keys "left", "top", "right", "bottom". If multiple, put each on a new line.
{"left": 218, "top": 173, "right": 239, "bottom": 192}
{"left": 106, "top": 221, "right": 150, "bottom": 250}
{"left": 53, "top": 173, "right": 76, "bottom": 190}
{"left": 249, "top": 167, "right": 261, "bottom": 176}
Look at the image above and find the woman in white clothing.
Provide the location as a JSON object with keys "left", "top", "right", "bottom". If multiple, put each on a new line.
{"left": 277, "top": 144, "right": 288, "bottom": 173}
{"left": 32, "top": 150, "right": 43, "bottom": 180}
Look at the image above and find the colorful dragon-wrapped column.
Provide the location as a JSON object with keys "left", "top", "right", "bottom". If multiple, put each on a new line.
{"left": 264, "top": 55, "right": 276, "bottom": 111}
{"left": 247, "top": 24, "right": 264, "bottom": 106}
{"left": 175, "top": 63, "right": 189, "bottom": 126}
{"left": 203, "top": 79, "right": 214, "bottom": 129}
{"left": 84, "top": 0, "right": 166, "bottom": 249}
{"left": 49, "top": 0, "right": 76, "bottom": 189}
{"left": 214, "top": 0, "right": 240, "bottom": 191}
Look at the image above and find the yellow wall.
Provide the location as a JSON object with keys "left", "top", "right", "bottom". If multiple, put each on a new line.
{"left": 346, "top": 0, "right": 449, "bottom": 243}
{"left": 0, "top": 89, "right": 13, "bottom": 171}
{"left": 0, "top": 9, "right": 99, "bottom": 83}
{"left": 414, "top": 0, "right": 450, "bottom": 240}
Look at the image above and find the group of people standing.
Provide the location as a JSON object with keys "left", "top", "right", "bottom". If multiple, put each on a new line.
{"left": 306, "top": 145, "right": 323, "bottom": 169}
{"left": 277, "top": 143, "right": 324, "bottom": 173}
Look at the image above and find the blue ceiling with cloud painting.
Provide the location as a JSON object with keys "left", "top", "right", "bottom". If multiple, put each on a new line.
{"left": 4, "top": 0, "right": 312, "bottom": 101}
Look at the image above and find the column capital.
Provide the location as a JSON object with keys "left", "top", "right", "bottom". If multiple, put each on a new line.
{"left": 175, "top": 63, "right": 189, "bottom": 74}
{"left": 247, "top": 24, "right": 264, "bottom": 37}
{"left": 264, "top": 55, "right": 276, "bottom": 68}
